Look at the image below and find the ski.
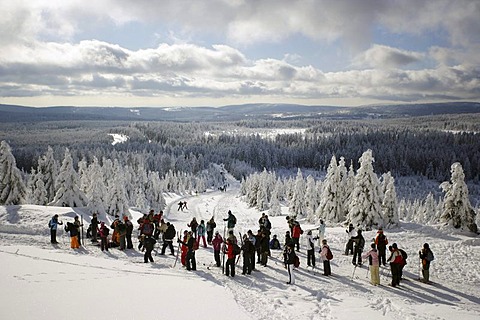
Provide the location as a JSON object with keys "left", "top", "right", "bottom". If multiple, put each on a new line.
{"left": 235, "top": 232, "right": 243, "bottom": 265}
{"left": 172, "top": 229, "right": 182, "bottom": 268}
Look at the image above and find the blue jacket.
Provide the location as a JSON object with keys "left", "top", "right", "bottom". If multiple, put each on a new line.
{"left": 49, "top": 216, "right": 62, "bottom": 230}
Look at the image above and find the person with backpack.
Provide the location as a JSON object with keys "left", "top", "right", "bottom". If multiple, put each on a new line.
{"left": 124, "top": 216, "right": 134, "bottom": 249}
{"left": 224, "top": 210, "right": 237, "bottom": 233}
{"left": 362, "top": 243, "right": 380, "bottom": 285}
{"left": 258, "top": 231, "right": 270, "bottom": 267}
{"left": 319, "top": 239, "right": 333, "bottom": 276}
{"left": 284, "top": 243, "right": 297, "bottom": 284}
{"left": 187, "top": 217, "right": 198, "bottom": 238}
{"left": 73, "top": 216, "right": 83, "bottom": 247}
{"left": 398, "top": 245, "right": 408, "bottom": 280}
{"left": 224, "top": 238, "right": 236, "bottom": 277}
{"left": 65, "top": 218, "right": 80, "bottom": 249}
{"left": 110, "top": 215, "right": 120, "bottom": 247}
{"left": 269, "top": 234, "right": 281, "bottom": 250}
{"left": 419, "top": 243, "right": 434, "bottom": 283}
{"left": 387, "top": 243, "right": 404, "bottom": 287}
{"left": 97, "top": 222, "right": 110, "bottom": 252}
{"left": 143, "top": 235, "right": 156, "bottom": 263}
{"left": 317, "top": 219, "right": 326, "bottom": 247}
{"left": 138, "top": 219, "right": 154, "bottom": 251}
{"left": 241, "top": 235, "right": 255, "bottom": 275}
{"left": 375, "top": 227, "right": 388, "bottom": 266}
{"left": 206, "top": 217, "right": 216, "bottom": 245}
{"left": 351, "top": 229, "right": 365, "bottom": 266}
{"left": 160, "top": 222, "right": 176, "bottom": 255}
{"left": 48, "top": 214, "right": 63, "bottom": 244}
{"left": 212, "top": 231, "right": 223, "bottom": 267}
{"left": 117, "top": 218, "right": 127, "bottom": 250}
{"left": 197, "top": 220, "right": 207, "bottom": 248}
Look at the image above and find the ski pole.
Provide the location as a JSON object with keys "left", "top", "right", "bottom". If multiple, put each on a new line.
{"left": 81, "top": 215, "right": 85, "bottom": 246}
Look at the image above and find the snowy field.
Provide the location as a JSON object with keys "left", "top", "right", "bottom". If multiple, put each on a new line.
{"left": 1, "top": 181, "right": 479, "bottom": 320}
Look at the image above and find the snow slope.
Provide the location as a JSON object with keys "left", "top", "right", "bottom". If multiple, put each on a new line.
{"left": 1, "top": 183, "right": 479, "bottom": 320}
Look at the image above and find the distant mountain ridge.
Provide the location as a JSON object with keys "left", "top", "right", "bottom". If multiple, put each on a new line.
{"left": 0, "top": 102, "right": 479, "bottom": 122}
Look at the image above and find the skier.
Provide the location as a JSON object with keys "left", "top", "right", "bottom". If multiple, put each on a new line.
{"left": 97, "top": 222, "right": 109, "bottom": 251}
{"left": 177, "top": 201, "right": 183, "bottom": 211}
{"left": 319, "top": 239, "right": 332, "bottom": 276}
{"left": 178, "top": 231, "right": 196, "bottom": 271}
{"left": 419, "top": 243, "right": 434, "bottom": 283}
{"left": 317, "top": 219, "right": 326, "bottom": 247}
{"left": 197, "top": 220, "right": 207, "bottom": 248}
{"left": 306, "top": 230, "right": 317, "bottom": 268}
{"left": 48, "top": 214, "right": 63, "bottom": 244}
{"left": 160, "top": 222, "right": 176, "bottom": 255}
{"left": 292, "top": 222, "right": 303, "bottom": 251}
{"left": 362, "top": 243, "right": 380, "bottom": 285}
{"left": 387, "top": 243, "right": 404, "bottom": 287}
{"left": 284, "top": 243, "right": 296, "bottom": 284}
{"left": 212, "top": 231, "right": 223, "bottom": 267}
{"left": 182, "top": 201, "right": 188, "bottom": 210}
{"left": 241, "top": 235, "right": 255, "bottom": 275}
{"left": 223, "top": 210, "right": 237, "bottom": 233}
{"left": 124, "top": 216, "right": 134, "bottom": 249}
{"left": 206, "top": 217, "right": 216, "bottom": 244}
{"left": 344, "top": 223, "right": 355, "bottom": 255}
{"left": 269, "top": 234, "right": 281, "bottom": 250}
{"left": 143, "top": 235, "right": 156, "bottom": 263}
{"left": 375, "top": 227, "right": 388, "bottom": 266}
{"left": 90, "top": 212, "right": 99, "bottom": 243}
{"left": 224, "top": 238, "right": 236, "bottom": 277}
{"left": 351, "top": 229, "right": 365, "bottom": 266}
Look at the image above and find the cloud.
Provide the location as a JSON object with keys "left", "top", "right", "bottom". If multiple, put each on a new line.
{"left": 353, "top": 45, "right": 424, "bottom": 69}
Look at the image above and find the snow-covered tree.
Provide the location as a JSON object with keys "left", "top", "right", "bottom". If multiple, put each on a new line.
{"left": 86, "top": 157, "right": 107, "bottom": 215}
{"left": 0, "top": 141, "right": 27, "bottom": 205}
{"left": 316, "top": 155, "right": 344, "bottom": 223}
{"left": 27, "top": 169, "right": 48, "bottom": 205}
{"left": 304, "top": 175, "right": 319, "bottom": 221}
{"left": 440, "top": 162, "right": 477, "bottom": 233}
{"left": 382, "top": 175, "right": 399, "bottom": 227}
{"left": 145, "top": 171, "right": 166, "bottom": 211}
{"left": 37, "top": 146, "right": 58, "bottom": 203}
{"left": 347, "top": 150, "right": 384, "bottom": 230}
{"left": 421, "top": 192, "right": 440, "bottom": 224}
{"left": 269, "top": 181, "right": 282, "bottom": 216}
{"left": 105, "top": 161, "right": 130, "bottom": 216}
{"left": 290, "top": 169, "right": 306, "bottom": 217}
{"left": 50, "top": 148, "right": 87, "bottom": 207}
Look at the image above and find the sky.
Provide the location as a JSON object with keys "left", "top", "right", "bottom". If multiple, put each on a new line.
{"left": 0, "top": 0, "right": 479, "bottom": 108}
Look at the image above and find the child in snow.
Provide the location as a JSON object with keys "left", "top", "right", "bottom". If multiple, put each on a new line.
{"left": 317, "top": 220, "right": 326, "bottom": 247}
{"left": 362, "top": 243, "right": 380, "bottom": 285}
{"left": 181, "top": 230, "right": 189, "bottom": 266}
{"left": 97, "top": 222, "right": 109, "bottom": 252}
{"left": 351, "top": 229, "right": 365, "bottom": 266}
{"left": 344, "top": 224, "right": 355, "bottom": 255}
{"left": 284, "top": 243, "right": 296, "bottom": 284}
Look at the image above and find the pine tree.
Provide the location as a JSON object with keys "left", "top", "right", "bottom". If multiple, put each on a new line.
{"left": 304, "top": 175, "right": 319, "bottom": 222}
{"left": 37, "top": 146, "right": 58, "bottom": 203}
{"left": 347, "top": 150, "right": 384, "bottom": 230}
{"left": 0, "top": 141, "right": 27, "bottom": 205}
{"left": 382, "top": 175, "right": 399, "bottom": 227}
{"left": 86, "top": 157, "right": 107, "bottom": 215}
{"left": 290, "top": 168, "right": 306, "bottom": 217}
{"left": 50, "top": 148, "right": 87, "bottom": 207}
{"left": 317, "top": 155, "right": 344, "bottom": 223}
{"left": 440, "top": 162, "right": 477, "bottom": 233}
{"left": 106, "top": 161, "right": 130, "bottom": 216}
{"left": 268, "top": 181, "right": 282, "bottom": 216}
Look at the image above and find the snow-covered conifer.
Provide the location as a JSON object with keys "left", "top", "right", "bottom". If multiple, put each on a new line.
{"left": 0, "top": 141, "right": 27, "bottom": 205}
{"left": 440, "top": 162, "right": 477, "bottom": 233}
{"left": 304, "top": 175, "right": 319, "bottom": 222}
{"left": 86, "top": 157, "right": 107, "bottom": 215}
{"left": 50, "top": 148, "right": 87, "bottom": 207}
{"left": 37, "top": 146, "right": 58, "bottom": 203}
{"left": 347, "top": 150, "right": 384, "bottom": 230}
{"left": 269, "top": 181, "right": 282, "bottom": 216}
{"left": 317, "top": 155, "right": 344, "bottom": 223}
{"left": 382, "top": 175, "right": 399, "bottom": 227}
{"left": 106, "top": 161, "right": 130, "bottom": 216}
{"left": 145, "top": 171, "right": 166, "bottom": 211}
{"left": 290, "top": 169, "right": 306, "bottom": 217}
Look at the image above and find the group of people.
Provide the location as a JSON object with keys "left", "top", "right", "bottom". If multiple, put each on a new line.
{"left": 177, "top": 201, "right": 188, "bottom": 211}
{"left": 49, "top": 209, "right": 435, "bottom": 287}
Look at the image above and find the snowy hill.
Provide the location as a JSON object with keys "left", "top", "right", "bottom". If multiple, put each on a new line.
{"left": 1, "top": 185, "right": 479, "bottom": 320}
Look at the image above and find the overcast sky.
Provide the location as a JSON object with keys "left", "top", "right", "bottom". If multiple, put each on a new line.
{"left": 1, "top": 0, "right": 479, "bottom": 107}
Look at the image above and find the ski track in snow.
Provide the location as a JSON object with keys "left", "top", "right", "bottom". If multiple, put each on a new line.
{"left": 1, "top": 181, "right": 480, "bottom": 320}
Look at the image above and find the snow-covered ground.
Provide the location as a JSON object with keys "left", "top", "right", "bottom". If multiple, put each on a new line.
{"left": 1, "top": 182, "right": 479, "bottom": 320}
{"left": 108, "top": 133, "right": 129, "bottom": 145}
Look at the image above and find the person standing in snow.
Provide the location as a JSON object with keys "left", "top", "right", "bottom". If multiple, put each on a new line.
{"left": 247, "top": 230, "right": 257, "bottom": 271}
{"left": 224, "top": 238, "right": 236, "bottom": 277}
{"left": 351, "top": 229, "right": 365, "bottom": 266}
{"left": 258, "top": 231, "right": 270, "bottom": 267}
{"left": 178, "top": 231, "right": 197, "bottom": 271}
{"left": 143, "top": 235, "right": 156, "bottom": 263}
{"left": 48, "top": 214, "right": 63, "bottom": 244}
{"left": 180, "top": 230, "right": 189, "bottom": 267}
{"left": 292, "top": 222, "right": 303, "bottom": 251}
{"left": 97, "top": 222, "right": 109, "bottom": 251}
{"left": 223, "top": 210, "right": 237, "bottom": 233}
{"left": 197, "top": 220, "right": 207, "bottom": 248}
{"left": 124, "top": 216, "right": 134, "bottom": 249}
{"left": 73, "top": 216, "right": 83, "bottom": 247}
{"left": 319, "top": 239, "right": 332, "bottom": 276}
{"left": 269, "top": 234, "right": 281, "bottom": 250}
{"left": 284, "top": 243, "right": 296, "bottom": 284}
{"left": 206, "top": 217, "right": 216, "bottom": 245}
{"left": 375, "top": 227, "right": 388, "bottom": 266}
{"left": 362, "top": 243, "right": 380, "bottom": 285}
{"left": 344, "top": 224, "right": 355, "bottom": 255}
{"left": 212, "top": 231, "right": 223, "bottom": 267}
{"left": 387, "top": 244, "right": 404, "bottom": 287}
{"left": 306, "top": 230, "right": 317, "bottom": 268}
{"left": 241, "top": 235, "right": 255, "bottom": 275}
{"left": 90, "top": 212, "right": 99, "bottom": 243}
{"left": 117, "top": 218, "right": 127, "bottom": 250}
{"left": 188, "top": 217, "right": 198, "bottom": 238}
{"left": 419, "top": 243, "right": 434, "bottom": 283}
{"left": 317, "top": 220, "right": 326, "bottom": 247}
{"left": 160, "top": 222, "right": 176, "bottom": 255}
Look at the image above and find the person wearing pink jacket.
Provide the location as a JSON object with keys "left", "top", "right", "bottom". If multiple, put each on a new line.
{"left": 362, "top": 243, "right": 380, "bottom": 285}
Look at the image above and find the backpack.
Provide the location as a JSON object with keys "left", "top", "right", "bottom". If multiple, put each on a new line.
{"left": 293, "top": 255, "right": 300, "bottom": 268}
{"left": 399, "top": 249, "right": 408, "bottom": 260}
{"left": 103, "top": 227, "right": 110, "bottom": 236}
{"left": 48, "top": 220, "right": 52, "bottom": 228}
{"left": 426, "top": 250, "right": 434, "bottom": 262}
{"left": 232, "top": 243, "right": 241, "bottom": 255}
{"left": 193, "top": 240, "right": 199, "bottom": 251}
{"left": 232, "top": 215, "right": 237, "bottom": 224}
{"left": 64, "top": 223, "right": 70, "bottom": 232}
{"left": 326, "top": 247, "right": 333, "bottom": 261}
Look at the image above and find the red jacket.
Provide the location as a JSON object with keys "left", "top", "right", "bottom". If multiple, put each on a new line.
{"left": 292, "top": 225, "right": 302, "bottom": 238}
{"left": 227, "top": 243, "right": 235, "bottom": 259}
